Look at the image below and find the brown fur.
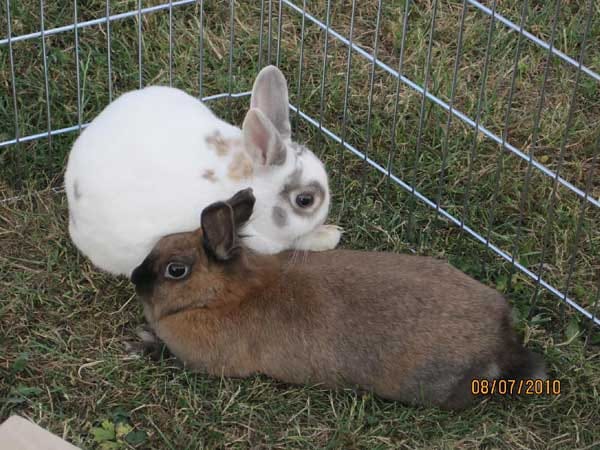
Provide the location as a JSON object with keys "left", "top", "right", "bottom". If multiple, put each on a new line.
{"left": 205, "top": 131, "right": 229, "bottom": 156}
{"left": 131, "top": 191, "right": 546, "bottom": 410}
{"left": 227, "top": 152, "right": 253, "bottom": 181}
{"left": 201, "top": 169, "right": 217, "bottom": 182}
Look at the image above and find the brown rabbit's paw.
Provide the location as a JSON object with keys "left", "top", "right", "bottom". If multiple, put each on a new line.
{"left": 136, "top": 325, "right": 160, "bottom": 345}
{"left": 123, "top": 326, "right": 170, "bottom": 362}
{"left": 122, "top": 339, "right": 147, "bottom": 359}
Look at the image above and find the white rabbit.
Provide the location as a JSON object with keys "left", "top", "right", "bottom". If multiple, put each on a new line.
{"left": 64, "top": 66, "right": 341, "bottom": 277}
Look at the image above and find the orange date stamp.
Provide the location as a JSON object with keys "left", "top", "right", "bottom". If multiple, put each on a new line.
{"left": 471, "top": 379, "right": 561, "bottom": 396}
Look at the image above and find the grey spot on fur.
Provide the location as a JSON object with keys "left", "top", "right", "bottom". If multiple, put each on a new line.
{"left": 73, "top": 180, "right": 82, "bottom": 200}
{"left": 290, "top": 142, "right": 306, "bottom": 156}
{"left": 279, "top": 168, "right": 325, "bottom": 218}
{"left": 272, "top": 206, "right": 288, "bottom": 227}
{"left": 279, "top": 168, "right": 302, "bottom": 198}
{"left": 202, "top": 169, "right": 218, "bottom": 183}
{"left": 270, "top": 142, "right": 287, "bottom": 166}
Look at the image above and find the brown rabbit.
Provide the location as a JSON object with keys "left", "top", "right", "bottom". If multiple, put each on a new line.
{"left": 130, "top": 188, "right": 546, "bottom": 410}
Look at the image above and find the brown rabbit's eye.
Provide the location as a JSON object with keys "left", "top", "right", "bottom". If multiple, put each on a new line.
{"left": 296, "top": 192, "right": 314, "bottom": 208}
{"left": 165, "top": 262, "right": 190, "bottom": 280}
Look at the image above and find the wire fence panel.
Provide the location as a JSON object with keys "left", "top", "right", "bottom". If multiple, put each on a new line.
{"left": 0, "top": 0, "right": 598, "bottom": 329}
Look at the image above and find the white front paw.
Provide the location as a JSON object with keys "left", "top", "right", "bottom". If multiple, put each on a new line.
{"left": 295, "top": 224, "right": 343, "bottom": 251}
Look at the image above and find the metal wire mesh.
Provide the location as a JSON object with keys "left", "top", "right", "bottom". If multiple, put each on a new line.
{"left": 0, "top": 0, "right": 598, "bottom": 328}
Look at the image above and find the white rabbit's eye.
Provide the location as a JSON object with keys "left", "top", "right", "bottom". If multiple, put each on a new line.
{"left": 295, "top": 192, "right": 314, "bottom": 208}
{"left": 165, "top": 262, "right": 190, "bottom": 280}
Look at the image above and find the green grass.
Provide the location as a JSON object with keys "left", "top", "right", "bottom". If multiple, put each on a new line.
{"left": 1, "top": 0, "right": 600, "bottom": 448}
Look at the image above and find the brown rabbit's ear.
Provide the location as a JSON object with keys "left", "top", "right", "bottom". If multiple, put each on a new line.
{"left": 201, "top": 189, "right": 255, "bottom": 260}
{"left": 201, "top": 201, "right": 236, "bottom": 261}
{"left": 226, "top": 188, "right": 256, "bottom": 228}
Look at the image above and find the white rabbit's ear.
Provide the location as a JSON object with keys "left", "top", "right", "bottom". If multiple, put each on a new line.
{"left": 250, "top": 65, "right": 291, "bottom": 140}
{"left": 242, "top": 108, "right": 287, "bottom": 167}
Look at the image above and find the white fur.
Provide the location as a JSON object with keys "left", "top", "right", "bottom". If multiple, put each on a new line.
{"left": 65, "top": 67, "right": 340, "bottom": 277}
